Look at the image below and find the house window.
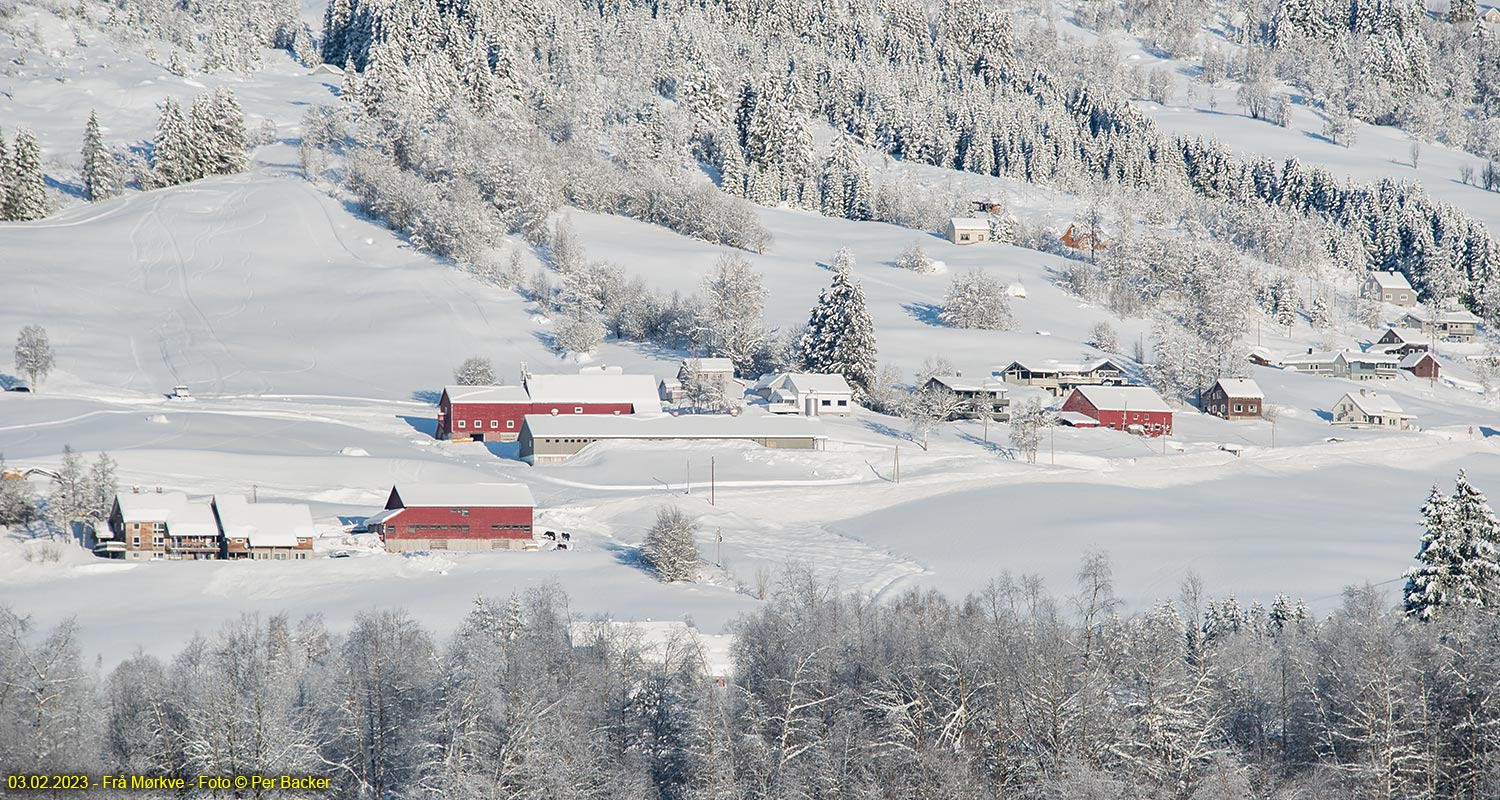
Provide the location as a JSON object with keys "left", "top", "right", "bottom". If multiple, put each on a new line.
{"left": 132, "top": 536, "right": 141, "bottom": 547}
{"left": 821, "top": 399, "right": 831, "bottom": 406}
{"left": 152, "top": 522, "right": 167, "bottom": 534}
{"left": 1248, "top": 405, "right": 1257, "bottom": 413}
{"left": 837, "top": 399, "right": 848, "bottom": 406}
{"left": 458, "top": 420, "right": 466, "bottom": 428}
{"left": 1233, "top": 404, "right": 1243, "bottom": 413}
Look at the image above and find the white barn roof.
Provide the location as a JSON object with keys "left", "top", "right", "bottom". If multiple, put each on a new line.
{"left": 392, "top": 483, "right": 536, "bottom": 508}
{"left": 524, "top": 373, "right": 662, "bottom": 410}
{"left": 522, "top": 413, "right": 827, "bottom": 440}
{"left": 1367, "top": 271, "right": 1413, "bottom": 290}
{"left": 928, "top": 375, "right": 1008, "bottom": 393}
{"left": 1211, "top": 378, "right": 1263, "bottom": 399}
{"left": 113, "top": 492, "right": 218, "bottom": 538}
{"left": 1070, "top": 385, "right": 1172, "bottom": 413}
{"left": 444, "top": 384, "right": 530, "bottom": 404}
{"left": 213, "top": 495, "right": 316, "bottom": 548}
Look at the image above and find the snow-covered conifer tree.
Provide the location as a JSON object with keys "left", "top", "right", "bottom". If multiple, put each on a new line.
{"left": 4, "top": 128, "right": 47, "bottom": 221}
{"left": 86, "top": 453, "right": 116, "bottom": 533}
{"left": 152, "top": 98, "right": 195, "bottom": 186}
{"left": 81, "top": 111, "right": 120, "bottom": 202}
{"left": 1404, "top": 473, "right": 1500, "bottom": 619}
{"left": 641, "top": 506, "right": 699, "bottom": 582}
{"left": 796, "top": 249, "right": 877, "bottom": 396}
{"left": 454, "top": 356, "right": 496, "bottom": 385}
{"left": 940, "top": 270, "right": 1012, "bottom": 329}
{"left": 201, "top": 88, "right": 249, "bottom": 175}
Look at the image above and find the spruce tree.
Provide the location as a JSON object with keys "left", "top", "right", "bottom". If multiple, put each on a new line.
{"left": 4, "top": 128, "right": 47, "bottom": 221}
{"left": 152, "top": 98, "right": 193, "bottom": 187}
{"left": 795, "top": 248, "right": 878, "bottom": 397}
{"left": 202, "top": 88, "right": 249, "bottom": 175}
{"left": 0, "top": 128, "right": 9, "bottom": 218}
{"left": 1404, "top": 474, "right": 1500, "bottom": 619}
{"left": 80, "top": 110, "right": 120, "bottom": 202}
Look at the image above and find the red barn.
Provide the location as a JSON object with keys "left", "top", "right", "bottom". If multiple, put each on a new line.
{"left": 1061, "top": 386, "right": 1174, "bottom": 437}
{"left": 439, "top": 385, "right": 532, "bottom": 441}
{"left": 437, "top": 371, "right": 663, "bottom": 442}
{"left": 1399, "top": 352, "right": 1440, "bottom": 381}
{"left": 366, "top": 484, "right": 536, "bottom": 552}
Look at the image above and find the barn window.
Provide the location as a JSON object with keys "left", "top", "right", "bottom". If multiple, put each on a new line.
{"left": 491, "top": 420, "right": 498, "bottom": 428}
{"left": 507, "top": 420, "right": 515, "bottom": 428}
{"left": 574, "top": 406, "right": 584, "bottom": 414}
{"left": 458, "top": 420, "right": 466, "bottom": 428}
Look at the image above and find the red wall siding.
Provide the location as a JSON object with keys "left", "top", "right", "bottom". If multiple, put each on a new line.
{"left": 1062, "top": 392, "right": 1173, "bottom": 437}
{"left": 440, "top": 400, "right": 531, "bottom": 438}
{"left": 440, "top": 400, "right": 636, "bottom": 438}
{"left": 1405, "top": 357, "right": 1439, "bottom": 380}
{"left": 381, "top": 505, "right": 535, "bottom": 541}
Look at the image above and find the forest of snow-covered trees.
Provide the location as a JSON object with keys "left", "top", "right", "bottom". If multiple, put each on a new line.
{"left": 6, "top": 560, "right": 1500, "bottom": 800}
{"left": 297, "top": 0, "right": 1500, "bottom": 336}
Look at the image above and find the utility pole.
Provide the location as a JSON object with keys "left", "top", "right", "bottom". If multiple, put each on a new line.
{"left": 715, "top": 527, "right": 722, "bottom": 566}
{"left": 252, "top": 483, "right": 257, "bottom": 503}
{"left": 710, "top": 457, "right": 716, "bottom": 506}
{"left": 1050, "top": 425, "right": 1055, "bottom": 465}
{"left": 685, "top": 460, "right": 690, "bottom": 495}
{"left": 894, "top": 445, "right": 900, "bottom": 483}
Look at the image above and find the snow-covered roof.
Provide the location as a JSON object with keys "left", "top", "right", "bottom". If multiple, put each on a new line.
{"left": 782, "top": 373, "right": 853, "bottom": 395}
{"left": 1070, "top": 385, "right": 1172, "bottom": 413}
{"left": 113, "top": 492, "right": 218, "bottom": 538}
{"left": 1405, "top": 308, "right": 1482, "bottom": 325}
{"left": 1367, "top": 271, "right": 1413, "bottom": 290}
{"left": 998, "top": 358, "right": 1120, "bottom": 374}
{"left": 443, "top": 384, "right": 530, "bottom": 404}
{"left": 927, "top": 375, "right": 1008, "bottom": 393}
{"left": 522, "top": 412, "right": 827, "bottom": 440}
{"left": 1399, "top": 352, "right": 1436, "bottom": 369}
{"left": 681, "top": 357, "right": 735, "bottom": 373}
{"left": 391, "top": 483, "right": 536, "bottom": 509}
{"left": 212, "top": 495, "right": 316, "bottom": 548}
{"left": 1058, "top": 411, "right": 1099, "bottom": 427}
{"left": 1338, "top": 391, "right": 1408, "bottom": 418}
{"left": 1280, "top": 350, "right": 1340, "bottom": 365}
{"left": 1211, "top": 378, "right": 1263, "bottom": 399}
{"left": 1379, "top": 327, "right": 1415, "bottom": 343}
{"left": 947, "top": 217, "right": 991, "bottom": 230}
{"left": 524, "top": 373, "right": 662, "bottom": 410}
{"left": 1339, "top": 351, "right": 1401, "bottom": 365}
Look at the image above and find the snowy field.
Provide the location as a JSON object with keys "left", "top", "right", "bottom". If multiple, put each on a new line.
{"left": 5, "top": 4, "right": 1500, "bottom": 668}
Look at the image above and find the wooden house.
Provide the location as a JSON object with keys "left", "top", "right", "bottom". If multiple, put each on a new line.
{"left": 213, "top": 495, "right": 316, "bottom": 560}
{"left": 752, "top": 373, "right": 855, "bottom": 415}
{"left": 101, "top": 491, "right": 220, "bottom": 561}
{"left": 922, "top": 374, "right": 1010, "bottom": 420}
{"left": 1202, "top": 379, "right": 1264, "bottom": 420}
{"left": 1361, "top": 271, "right": 1416, "bottom": 306}
{"left": 1399, "top": 352, "right": 1440, "bottom": 381}
{"left": 995, "top": 359, "right": 1125, "bottom": 396}
{"left": 1331, "top": 390, "right": 1413, "bottom": 430}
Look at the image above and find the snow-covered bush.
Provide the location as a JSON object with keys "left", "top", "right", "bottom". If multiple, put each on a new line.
{"left": 1088, "top": 321, "right": 1119, "bottom": 353}
{"left": 641, "top": 506, "right": 699, "bottom": 582}
{"left": 895, "top": 241, "right": 935, "bottom": 273}
{"left": 453, "top": 357, "right": 496, "bottom": 386}
{"left": 940, "top": 271, "right": 1013, "bottom": 330}
{"left": 553, "top": 314, "right": 605, "bottom": 355}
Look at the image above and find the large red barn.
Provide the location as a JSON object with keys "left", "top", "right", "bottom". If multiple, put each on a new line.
{"left": 366, "top": 484, "right": 536, "bottom": 552}
{"left": 1061, "top": 386, "right": 1174, "bottom": 437}
{"left": 438, "top": 371, "right": 663, "bottom": 442}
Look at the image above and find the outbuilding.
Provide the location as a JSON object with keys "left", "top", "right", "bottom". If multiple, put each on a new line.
{"left": 752, "top": 373, "right": 855, "bottom": 415}
{"left": 1400, "top": 351, "right": 1440, "bottom": 381}
{"left": 519, "top": 414, "right": 827, "bottom": 464}
{"left": 1060, "top": 385, "right": 1174, "bottom": 436}
{"left": 366, "top": 483, "right": 536, "bottom": 552}
{"left": 944, "top": 217, "right": 991, "bottom": 245}
{"left": 438, "top": 369, "right": 663, "bottom": 442}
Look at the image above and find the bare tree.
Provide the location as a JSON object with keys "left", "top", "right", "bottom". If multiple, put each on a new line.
{"left": 14, "top": 325, "right": 55, "bottom": 388}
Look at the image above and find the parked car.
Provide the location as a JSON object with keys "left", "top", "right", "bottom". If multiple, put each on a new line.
{"left": 6, "top": 384, "right": 30, "bottom": 392}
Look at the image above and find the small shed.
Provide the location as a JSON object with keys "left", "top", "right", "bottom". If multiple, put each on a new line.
{"left": 944, "top": 218, "right": 991, "bottom": 245}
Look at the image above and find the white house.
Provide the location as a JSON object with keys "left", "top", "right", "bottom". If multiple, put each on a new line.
{"left": 1331, "top": 390, "right": 1413, "bottom": 430}
{"left": 944, "top": 217, "right": 991, "bottom": 245}
{"left": 1362, "top": 271, "right": 1415, "bottom": 306}
{"left": 659, "top": 358, "right": 738, "bottom": 406}
{"left": 212, "top": 495, "right": 317, "bottom": 560}
{"left": 751, "top": 372, "right": 855, "bottom": 415}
